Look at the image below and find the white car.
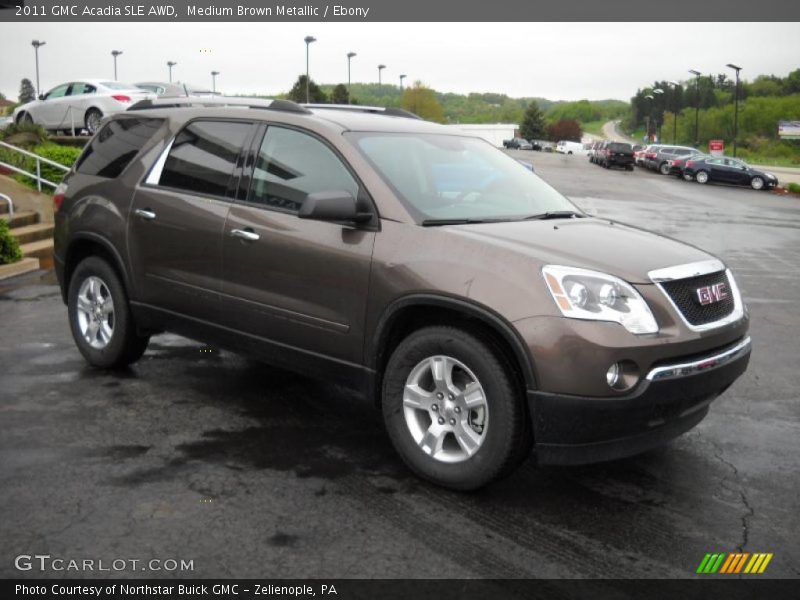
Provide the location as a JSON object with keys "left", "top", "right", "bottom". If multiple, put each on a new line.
{"left": 13, "top": 79, "right": 154, "bottom": 134}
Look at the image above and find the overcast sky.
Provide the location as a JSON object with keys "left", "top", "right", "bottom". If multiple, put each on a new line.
{"left": 1, "top": 22, "right": 798, "bottom": 102}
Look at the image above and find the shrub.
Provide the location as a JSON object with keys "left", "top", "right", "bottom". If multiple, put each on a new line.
{"left": 0, "top": 218, "right": 23, "bottom": 265}
{"left": 788, "top": 182, "right": 800, "bottom": 194}
{"left": 7, "top": 143, "right": 82, "bottom": 193}
{"left": 0, "top": 120, "right": 49, "bottom": 148}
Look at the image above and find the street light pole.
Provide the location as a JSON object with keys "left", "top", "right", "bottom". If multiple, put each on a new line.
{"left": 667, "top": 80, "right": 680, "bottom": 144}
{"left": 399, "top": 74, "right": 406, "bottom": 93}
{"left": 644, "top": 94, "right": 654, "bottom": 141}
{"left": 726, "top": 63, "right": 742, "bottom": 157}
{"left": 347, "top": 52, "right": 356, "bottom": 104}
{"left": 111, "top": 50, "right": 123, "bottom": 81}
{"left": 304, "top": 35, "right": 316, "bottom": 103}
{"left": 689, "top": 69, "right": 701, "bottom": 146}
{"left": 167, "top": 61, "right": 177, "bottom": 83}
{"left": 31, "top": 40, "right": 46, "bottom": 98}
{"left": 378, "top": 64, "right": 386, "bottom": 85}
{"left": 652, "top": 88, "right": 664, "bottom": 142}
{"left": 211, "top": 71, "right": 219, "bottom": 94}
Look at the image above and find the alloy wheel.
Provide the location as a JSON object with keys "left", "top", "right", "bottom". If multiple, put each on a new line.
{"left": 402, "top": 355, "right": 489, "bottom": 463}
{"left": 75, "top": 276, "right": 115, "bottom": 349}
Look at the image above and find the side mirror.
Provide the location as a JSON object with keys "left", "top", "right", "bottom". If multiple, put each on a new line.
{"left": 38, "top": 94, "right": 45, "bottom": 101}
{"left": 298, "top": 191, "right": 371, "bottom": 223}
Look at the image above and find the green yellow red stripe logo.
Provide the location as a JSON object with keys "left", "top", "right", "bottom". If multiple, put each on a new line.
{"left": 697, "top": 552, "right": 773, "bottom": 574}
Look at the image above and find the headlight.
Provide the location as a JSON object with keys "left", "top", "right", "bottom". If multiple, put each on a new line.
{"left": 542, "top": 265, "right": 659, "bottom": 334}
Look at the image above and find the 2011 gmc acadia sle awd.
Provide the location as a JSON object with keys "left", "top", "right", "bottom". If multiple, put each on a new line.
{"left": 53, "top": 97, "right": 751, "bottom": 490}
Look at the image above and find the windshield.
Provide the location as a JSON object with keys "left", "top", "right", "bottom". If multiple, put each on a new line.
{"left": 347, "top": 132, "right": 577, "bottom": 222}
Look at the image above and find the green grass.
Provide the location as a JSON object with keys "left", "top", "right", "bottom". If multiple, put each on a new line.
{"left": 580, "top": 120, "right": 605, "bottom": 137}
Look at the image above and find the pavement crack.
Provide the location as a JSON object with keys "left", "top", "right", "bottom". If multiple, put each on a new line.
{"left": 709, "top": 439, "right": 753, "bottom": 553}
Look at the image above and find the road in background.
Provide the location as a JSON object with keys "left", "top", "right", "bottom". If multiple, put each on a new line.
{"left": 1, "top": 152, "right": 799, "bottom": 579}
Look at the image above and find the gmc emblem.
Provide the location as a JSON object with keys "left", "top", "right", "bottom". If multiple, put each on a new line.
{"left": 696, "top": 283, "right": 729, "bottom": 305}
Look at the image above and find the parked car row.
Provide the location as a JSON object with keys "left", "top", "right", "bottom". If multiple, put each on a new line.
{"left": 640, "top": 143, "right": 779, "bottom": 190}
{"left": 502, "top": 137, "right": 555, "bottom": 152}
{"left": 11, "top": 79, "right": 214, "bottom": 135}
{"left": 588, "top": 140, "right": 636, "bottom": 170}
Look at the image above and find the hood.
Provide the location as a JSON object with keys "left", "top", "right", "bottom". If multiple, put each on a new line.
{"left": 445, "top": 217, "right": 715, "bottom": 284}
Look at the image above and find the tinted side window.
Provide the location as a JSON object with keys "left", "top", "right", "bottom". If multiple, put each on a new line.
{"left": 160, "top": 121, "right": 252, "bottom": 197}
{"left": 608, "top": 143, "right": 631, "bottom": 152}
{"left": 248, "top": 126, "right": 358, "bottom": 213}
{"left": 75, "top": 117, "right": 163, "bottom": 178}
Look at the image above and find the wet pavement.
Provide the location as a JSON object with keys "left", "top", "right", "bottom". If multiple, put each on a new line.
{"left": 1, "top": 152, "right": 799, "bottom": 579}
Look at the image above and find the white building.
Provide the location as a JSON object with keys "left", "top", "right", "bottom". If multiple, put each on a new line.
{"left": 445, "top": 123, "right": 517, "bottom": 147}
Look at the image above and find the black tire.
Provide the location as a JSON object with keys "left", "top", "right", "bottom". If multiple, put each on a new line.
{"left": 659, "top": 162, "right": 671, "bottom": 176}
{"left": 695, "top": 170, "right": 709, "bottom": 184}
{"left": 85, "top": 108, "right": 103, "bottom": 134}
{"left": 750, "top": 176, "right": 765, "bottom": 191}
{"left": 68, "top": 256, "right": 149, "bottom": 368}
{"left": 382, "top": 326, "right": 529, "bottom": 490}
{"left": 18, "top": 112, "right": 33, "bottom": 125}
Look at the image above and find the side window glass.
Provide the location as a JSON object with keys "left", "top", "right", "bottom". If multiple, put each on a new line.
{"left": 46, "top": 84, "right": 69, "bottom": 99}
{"left": 159, "top": 121, "right": 252, "bottom": 197}
{"left": 248, "top": 126, "right": 358, "bottom": 213}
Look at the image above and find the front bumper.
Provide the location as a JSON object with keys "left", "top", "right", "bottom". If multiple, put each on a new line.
{"left": 529, "top": 336, "right": 751, "bottom": 465}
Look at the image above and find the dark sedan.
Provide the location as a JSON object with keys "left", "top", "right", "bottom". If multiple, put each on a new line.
{"left": 683, "top": 156, "right": 779, "bottom": 190}
{"left": 668, "top": 153, "right": 709, "bottom": 179}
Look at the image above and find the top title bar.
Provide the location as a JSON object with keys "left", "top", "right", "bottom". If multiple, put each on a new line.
{"left": 2, "top": 0, "right": 799, "bottom": 22}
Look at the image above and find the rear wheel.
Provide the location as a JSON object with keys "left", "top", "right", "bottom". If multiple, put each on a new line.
{"left": 85, "top": 108, "right": 103, "bottom": 134}
{"left": 695, "top": 170, "right": 709, "bottom": 184}
{"left": 659, "top": 162, "right": 671, "bottom": 175}
{"left": 68, "top": 256, "right": 149, "bottom": 368}
{"left": 750, "top": 176, "right": 765, "bottom": 190}
{"left": 382, "top": 326, "right": 528, "bottom": 490}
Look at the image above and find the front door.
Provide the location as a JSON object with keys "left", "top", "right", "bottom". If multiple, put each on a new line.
{"left": 128, "top": 119, "right": 255, "bottom": 323}
{"left": 36, "top": 83, "right": 72, "bottom": 128}
{"left": 220, "top": 125, "right": 376, "bottom": 366}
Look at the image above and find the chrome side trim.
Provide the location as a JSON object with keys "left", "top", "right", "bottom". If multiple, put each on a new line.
{"left": 648, "top": 259, "right": 725, "bottom": 283}
{"left": 646, "top": 336, "right": 751, "bottom": 381}
{"left": 656, "top": 268, "right": 745, "bottom": 332}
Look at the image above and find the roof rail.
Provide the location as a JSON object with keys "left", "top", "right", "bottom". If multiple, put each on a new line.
{"left": 128, "top": 96, "right": 311, "bottom": 115}
{"left": 303, "top": 104, "right": 422, "bottom": 120}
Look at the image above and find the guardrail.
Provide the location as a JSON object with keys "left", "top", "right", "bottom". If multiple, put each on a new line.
{"left": 0, "top": 140, "right": 70, "bottom": 192}
{"left": 0, "top": 192, "right": 14, "bottom": 216}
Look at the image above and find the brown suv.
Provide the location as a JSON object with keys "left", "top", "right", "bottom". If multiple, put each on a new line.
{"left": 53, "top": 98, "right": 751, "bottom": 490}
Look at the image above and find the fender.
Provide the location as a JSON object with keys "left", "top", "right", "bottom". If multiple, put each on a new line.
{"left": 62, "top": 231, "right": 133, "bottom": 302}
{"left": 370, "top": 293, "right": 538, "bottom": 391}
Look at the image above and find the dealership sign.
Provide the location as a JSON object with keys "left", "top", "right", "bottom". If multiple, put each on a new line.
{"left": 709, "top": 140, "right": 724, "bottom": 156}
{"left": 778, "top": 120, "right": 800, "bottom": 140}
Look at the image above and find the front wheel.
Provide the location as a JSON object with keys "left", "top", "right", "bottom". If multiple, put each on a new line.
{"left": 382, "top": 326, "right": 529, "bottom": 490}
{"left": 85, "top": 108, "right": 103, "bottom": 134}
{"left": 68, "top": 256, "right": 149, "bottom": 368}
{"left": 695, "top": 170, "right": 709, "bottom": 184}
{"left": 750, "top": 176, "right": 765, "bottom": 190}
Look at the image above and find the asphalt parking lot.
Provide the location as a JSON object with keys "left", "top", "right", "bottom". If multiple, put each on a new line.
{"left": 1, "top": 151, "right": 799, "bottom": 580}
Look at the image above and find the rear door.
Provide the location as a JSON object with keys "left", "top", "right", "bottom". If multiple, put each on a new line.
{"left": 220, "top": 124, "right": 376, "bottom": 365}
{"left": 128, "top": 118, "right": 255, "bottom": 323}
{"left": 707, "top": 158, "right": 733, "bottom": 183}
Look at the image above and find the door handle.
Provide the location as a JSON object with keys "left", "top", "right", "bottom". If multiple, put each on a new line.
{"left": 230, "top": 228, "right": 260, "bottom": 242}
{"left": 134, "top": 208, "right": 156, "bottom": 220}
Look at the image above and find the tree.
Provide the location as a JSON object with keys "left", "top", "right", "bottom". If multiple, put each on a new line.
{"left": 547, "top": 119, "right": 582, "bottom": 142}
{"left": 401, "top": 81, "right": 445, "bottom": 123}
{"left": 519, "top": 101, "right": 547, "bottom": 140}
{"left": 331, "top": 84, "right": 349, "bottom": 104}
{"left": 287, "top": 75, "right": 327, "bottom": 104}
{"left": 19, "top": 78, "right": 36, "bottom": 104}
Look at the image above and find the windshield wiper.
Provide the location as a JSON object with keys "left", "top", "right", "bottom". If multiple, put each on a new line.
{"left": 421, "top": 217, "right": 510, "bottom": 226}
{"left": 520, "top": 211, "right": 585, "bottom": 221}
